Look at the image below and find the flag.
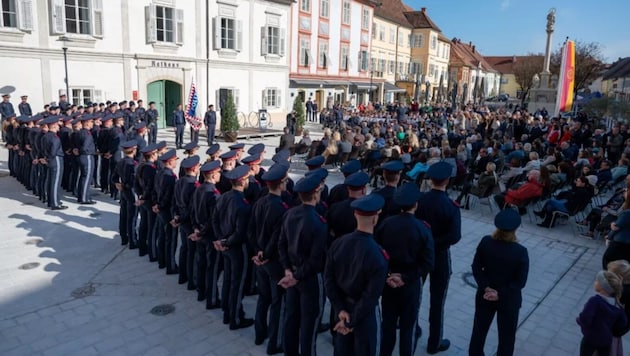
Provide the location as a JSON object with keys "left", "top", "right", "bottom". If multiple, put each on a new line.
{"left": 185, "top": 79, "right": 202, "bottom": 131}
{"left": 554, "top": 40, "right": 576, "bottom": 116}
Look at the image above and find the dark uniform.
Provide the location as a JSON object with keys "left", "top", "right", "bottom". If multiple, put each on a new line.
{"left": 19, "top": 100, "right": 32, "bottom": 117}
{"left": 77, "top": 119, "right": 96, "bottom": 204}
{"left": 135, "top": 153, "right": 157, "bottom": 258}
{"left": 145, "top": 108, "right": 159, "bottom": 144}
{"left": 37, "top": 126, "right": 50, "bottom": 203}
{"left": 173, "top": 156, "right": 200, "bottom": 289}
{"left": 96, "top": 118, "right": 113, "bottom": 192}
{"left": 43, "top": 123, "right": 65, "bottom": 209}
{"left": 204, "top": 108, "right": 217, "bottom": 145}
{"left": 109, "top": 123, "right": 126, "bottom": 198}
{"left": 156, "top": 149, "right": 179, "bottom": 274}
{"left": 173, "top": 109, "right": 185, "bottom": 148}
{"left": 0, "top": 96, "right": 15, "bottom": 142}
{"left": 113, "top": 144, "right": 138, "bottom": 247}
{"left": 324, "top": 195, "right": 388, "bottom": 356}
{"left": 58, "top": 120, "right": 73, "bottom": 191}
{"left": 29, "top": 123, "right": 42, "bottom": 195}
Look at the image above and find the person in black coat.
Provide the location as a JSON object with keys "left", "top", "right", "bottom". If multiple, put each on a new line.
{"left": 203, "top": 105, "right": 217, "bottom": 145}
{"left": 326, "top": 171, "right": 369, "bottom": 244}
{"left": 372, "top": 160, "right": 403, "bottom": 226}
{"left": 112, "top": 140, "right": 138, "bottom": 247}
{"left": 469, "top": 209, "right": 529, "bottom": 356}
{"left": 534, "top": 176, "right": 594, "bottom": 228}
{"left": 76, "top": 116, "right": 97, "bottom": 204}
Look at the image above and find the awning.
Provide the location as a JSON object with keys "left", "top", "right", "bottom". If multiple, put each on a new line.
{"left": 351, "top": 82, "right": 378, "bottom": 91}
{"left": 289, "top": 79, "right": 324, "bottom": 88}
{"left": 384, "top": 82, "right": 406, "bottom": 93}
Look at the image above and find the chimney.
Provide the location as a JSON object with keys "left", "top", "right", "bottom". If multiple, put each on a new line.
{"left": 469, "top": 41, "right": 472, "bottom": 47}
{"left": 472, "top": 45, "right": 475, "bottom": 53}
{"left": 421, "top": 7, "right": 426, "bottom": 12}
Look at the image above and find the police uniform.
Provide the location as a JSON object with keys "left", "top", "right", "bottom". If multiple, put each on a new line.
{"left": 415, "top": 162, "right": 462, "bottom": 354}
{"left": 156, "top": 149, "right": 179, "bottom": 274}
{"left": 37, "top": 123, "right": 50, "bottom": 203}
{"left": 249, "top": 164, "right": 290, "bottom": 354}
{"left": 324, "top": 194, "right": 388, "bottom": 356}
{"left": 18, "top": 96, "right": 32, "bottom": 117}
{"left": 0, "top": 94, "right": 15, "bottom": 142}
{"left": 145, "top": 106, "right": 159, "bottom": 144}
{"left": 304, "top": 168, "right": 329, "bottom": 216}
{"left": 212, "top": 165, "right": 254, "bottom": 330}
{"left": 372, "top": 160, "right": 404, "bottom": 225}
{"left": 241, "top": 154, "right": 263, "bottom": 296}
{"left": 174, "top": 155, "right": 201, "bottom": 289}
{"left": 191, "top": 160, "right": 223, "bottom": 308}
{"left": 178, "top": 142, "right": 199, "bottom": 178}
{"left": 29, "top": 119, "right": 43, "bottom": 195}
{"left": 90, "top": 113, "right": 102, "bottom": 188}
{"left": 376, "top": 183, "right": 435, "bottom": 356}
{"left": 204, "top": 108, "right": 217, "bottom": 145}
{"left": 113, "top": 140, "right": 139, "bottom": 247}
{"left": 151, "top": 141, "right": 168, "bottom": 264}
{"left": 77, "top": 115, "right": 97, "bottom": 204}
{"left": 96, "top": 115, "right": 113, "bottom": 192}
{"left": 136, "top": 144, "right": 158, "bottom": 258}
{"left": 109, "top": 116, "right": 126, "bottom": 198}
{"left": 278, "top": 175, "right": 328, "bottom": 356}
{"left": 173, "top": 108, "right": 185, "bottom": 148}
{"left": 327, "top": 159, "right": 361, "bottom": 205}
{"left": 326, "top": 171, "right": 369, "bottom": 243}
{"left": 469, "top": 210, "right": 529, "bottom": 356}
{"left": 69, "top": 119, "right": 82, "bottom": 196}
{"left": 216, "top": 150, "right": 237, "bottom": 193}
{"left": 130, "top": 121, "right": 148, "bottom": 162}
{"left": 42, "top": 116, "right": 67, "bottom": 210}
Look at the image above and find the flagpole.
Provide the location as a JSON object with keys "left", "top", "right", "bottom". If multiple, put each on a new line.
{"left": 553, "top": 39, "right": 568, "bottom": 117}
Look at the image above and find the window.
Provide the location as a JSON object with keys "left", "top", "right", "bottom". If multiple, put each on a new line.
{"left": 340, "top": 45, "right": 349, "bottom": 70}
{"left": 361, "top": 8, "right": 369, "bottom": 30}
{"left": 263, "top": 88, "right": 282, "bottom": 108}
{"left": 300, "top": 0, "right": 310, "bottom": 12}
{"left": 65, "top": 0, "right": 90, "bottom": 34}
{"left": 372, "top": 23, "right": 376, "bottom": 39}
{"left": 299, "top": 38, "right": 310, "bottom": 66}
{"left": 409, "top": 61, "right": 423, "bottom": 75}
{"left": 389, "top": 28, "right": 395, "bottom": 44}
{"left": 359, "top": 50, "right": 369, "bottom": 71}
{"left": 318, "top": 41, "right": 328, "bottom": 68}
{"left": 146, "top": 4, "right": 183, "bottom": 45}
{"left": 320, "top": 0, "right": 328, "bottom": 18}
{"left": 429, "top": 64, "right": 435, "bottom": 77}
{"left": 501, "top": 77, "right": 509, "bottom": 84}
{"left": 221, "top": 18, "right": 235, "bottom": 49}
{"left": 156, "top": 6, "right": 174, "bottom": 42}
{"left": 261, "top": 26, "right": 284, "bottom": 56}
{"left": 397, "top": 61, "right": 404, "bottom": 74}
{"left": 342, "top": 1, "right": 350, "bottom": 24}
{"left": 398, "top": 32, "right": 404, "bottom": 46}
{"left": 388, "top": 60, "right": 395, "bottom": 74}
{"left": 217, "top": 88, "right": 240, "bottom": 110}
{"left": 430, "top": 35, "right": 437, "bottom": 50}
{"left": 1, "top": 0, "right": 17, "bottom": 28}
{"left": 378, "top": 58, "right": 385, "bottom": 72}
{"left": 379, "top": 25, "right": 384, "bottom": 41}
{"left": 71, "top": 88, "right": 101, "bottom": 105}
{"left": 412, "top": 34, "right": 423, "bottom": 48}
{"left": 212, "top": 16, "right": 242, "bottom": 51}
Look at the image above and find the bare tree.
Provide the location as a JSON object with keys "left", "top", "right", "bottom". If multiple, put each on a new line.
{"left": 551, "top": 40, "right": 605, "bottom": 94}
{"left": 513, "top": 54, "right": 545, "bottom": 103}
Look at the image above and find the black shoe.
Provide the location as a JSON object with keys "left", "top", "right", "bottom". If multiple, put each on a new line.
{"left": 121, "top": 240, "right": 128, "bottom": 246}
{"left": 158, "top": 264, "right": 166, "bottom": 269}
{"left": 166, "top": 268, "right": 179, "bottom": 275}
{"left": 317, "top": 323, "right": 330, "bottom": 333}
{"left": 187, "top": 284, "right": 196, "bottom": 291}
{"left": 149, "top": 258, "right": 158, "bottom": 262}
{"left": 178, "top": 277, "right": 188, "bottom": 285}
{"left": 197, "top": 294, "right": 206, "bottom": 302}
{"left": 79, "top": 200, "right": 96, "bottom": 205}
{"left": 223, "top": 314, "right": 230, "bottom": 325}
{"left": 537, "top": 223, "right": 551, "bottom": 228}
{"left": 533, "top": 210, "right": 545, "bottom": 218}
{"left": 128, "top": 244, "right": 138, "bottom": 250}
{"left": 139, "top": 249, "right": 148, "bottom": 257}
{"left": 51, "top": 205, "right": 68, "bottom": 210}
{"left": 427, "top": 339, "right": 450, "bottom": 354}
{"left": 230, "top": 318, "right": 254, "bottom": 330}
{"left": 266, "top": 347, "right": 283, "bottom": 355}
{"left": 255, "top": 334, "right": 267, "bottom": 346}
{"left": 206, "top": 302, "right": 221, "bottom": 310}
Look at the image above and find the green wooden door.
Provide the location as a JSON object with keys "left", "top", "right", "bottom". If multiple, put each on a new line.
{"left": 147, "top": 80, "right": 166, "bottom": 129}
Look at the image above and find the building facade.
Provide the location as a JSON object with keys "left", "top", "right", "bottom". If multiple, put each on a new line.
{"left": 449, "top": 38, "right": 500, "bottom": 104}
{"left": 0, "top": 0, "right": 291, "bottom": 127}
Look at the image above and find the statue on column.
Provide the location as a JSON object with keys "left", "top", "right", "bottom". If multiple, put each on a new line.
{"left": 546, "top": 8, "right": 556, "bottom": 33}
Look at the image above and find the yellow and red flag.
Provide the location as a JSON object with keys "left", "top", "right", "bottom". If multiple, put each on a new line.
{"left": 554, "top": 40, "right": 576, "bottom": 116}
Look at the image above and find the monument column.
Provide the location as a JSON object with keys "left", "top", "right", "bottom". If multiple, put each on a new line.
{"left": 540, "top": 8, "right": 555, "bottom": 88}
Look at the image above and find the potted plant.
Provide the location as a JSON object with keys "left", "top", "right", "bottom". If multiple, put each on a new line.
{"left": 293, "top": 94, "right": 306, "bottom": 136}
{"left": 220, "top": 92, "right": 239, "bottom": 142}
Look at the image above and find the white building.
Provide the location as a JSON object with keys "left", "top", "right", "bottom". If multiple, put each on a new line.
{"left": 0, "top": 0, "right": 291, "bottom": 127}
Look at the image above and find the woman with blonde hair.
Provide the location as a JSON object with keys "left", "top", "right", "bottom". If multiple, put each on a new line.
{"left": 607, "top": 260, "right": 630, "bottom": 355}
{"left": 323, "top": 131, "right": 340, "bottom": 160}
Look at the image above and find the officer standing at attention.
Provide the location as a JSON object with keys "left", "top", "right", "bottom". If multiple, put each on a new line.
{"left": 135, "top": 99, "right": 146, "bottom": 125}
{"left": 77, "top": 115, "right": 97, "bottom": 204}
{"left": 173, "top": 103, "right": 185, "bottom": 149}
{"left": 326, "top": 159, "right": 361, "bottom": 205}
{"left": 109, "top": 113, "right": 126, "bottom": 199}
{"left": 241, "top": 154, "right": 263, "bottom": 206}
{"left": 135, "top": 144, "right": 159, "bottom": 259}
{"left": 97, "top": 114, "right": 114, "bottom": 193}
{"left": 415, "top": 161, "right": 462, "bottom": 354}
{"left": 1, "top": 93, "right": 15, "bottom": 142}
{"left": 324, "top": 194, "right": 388, "bottom": 356}
{"left": 248, "top": 164, "right": 290, "bottom": 355}
{"left": 326, "top": 171, "right": 369, "bottom": 242}
{"left": 19, "top": 95, "right": 32, "bottom": 117}
{"left": 42, "top": 116, "right": 67, "bottom": 210}
{"left": 204, "top": 104, "right": 217, "bottom": 146}
{"left": 469, "top": 209, "right": 529, "bottom": 356}
{"left": 145, "top": 101, "right": 159, "bottom": 144}
{"left": 376, "top": 182, "right": 435, "bottom": 356}
{"left": 212, "top": 165, "right": 254, "bottom": 330}
{"left": 372, "top": 160, "right": 404, "bottom": 224}
{"left": 113, "top": 140, "right": 139, "bottom": 247}
{"left": 154, "top": 148, "right": 179, "bottom": 275}
{"left": 130, "top": 121, "right": 148, "bottom": 161}
{"left": 278, "top": 174, "right": 328, "bottom": 356}
{"left": 216, "top": 150, "right": 237, "bottom": 193}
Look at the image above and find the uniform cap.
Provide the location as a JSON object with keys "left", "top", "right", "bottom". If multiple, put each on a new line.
{"left": 2, "top": 93, "right": 10, "bottom": 98}
{"left": 340, "top": 159, "right": 361, "bottom": 175}
{"left": 293, "top": 175, "right": 322, "bottom": 193}
{"left": 344, "top": 171, "right": 369, "bottom": 188}
{"left": 262, "top": 164, "right": 289, "bottom": 182}
{"left": 219, "top": 150, "right": 237, "bottom": 161}
{"left": 224, "top": 165, "right": 250, "bottom": 180}
{"left": 241, "top": 154, "right": 262, "bottom": 165}
{"left": 159, "top": 148, "right": 178, "bottom": 161}
{"left": 42, "top": 115, "right": 60, "bottom": 125}
{"left": 229, "top": 143, "right": 245, "bottom": 150}
{"left": 128, "top": 101, "right": 136, "bottom": 106}
{"left": 272, "top": 149, "right": 290, "bottom": 163}
{"left": 394, "top": 182, "right": 421, "bottom": 206}
{"left": 305, "top": 167, "right": 328, "bottom": 181}
{"left": 21, "top": 95, "right": 28, "bottom": 98}
{"left": 381, "top": 160, "right": 404, "bottom": 172}
{"left": 200, "top": 160, "right": 221, "bottom": 173}
{"left": 79, "top": 114, "right": 94, "bottom": 122}
{"left": 181, "top": 155, "right": 200, "bottom": 169}
{"left": 305, "top": 155, "right": 325, "bottom": 168}
{"left": 140, "top": 143, "right": 158, "bottom": 154}
{"left": 16, "top": 115, "right": 29, "bottom": 123}
{"left": 427, "top": 161, "right": 452, "bottom": 180}
{"left": 351, "top": 194, "right": 385, "bottom": 216}
{"left": 206, "top": 144, "right": 220, "bottom": 156}
{"left": 494, "top": 209, "right": 521, "bottom": 231}
{"left": 134, "top": 121, "right": 146, "bottom": 130}
{"left": 101, "top": 114, "right": 113, "bottom": 122}
{"left": 119, "top": 100, "right": 127, "bottom": 106}
{"left": 248, "top": 143, "right": 265, "bottom": 155}
{"left": 113, "top": 112, "right": 124, "bottom": 119}
{"left": 120, "top": 140, "right": 137, "bottom": 149}
{"left": 183, "top": 141, "right": 199, "bottom": 151}
{"left": 156, "top": 140, "right": 167, "bottom": 150}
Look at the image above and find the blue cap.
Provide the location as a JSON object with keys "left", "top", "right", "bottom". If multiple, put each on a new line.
{"left": 140, "top": 143, "right": 158, "bottom": 154}
{"left": 381, "top": 160, "right": 404, "bottom": 172}
{"left": 494, "top": 209, "right": 521, "bottom": 231}
{"left": 248, "top": 143, "right": 265, "bottom": 155}
{"left": 181, "top": 155, "right": 200, "bottom": 169}
{"left": 219, "top": 150, "right": 237, "bottom": 161}
{"left": 272, "top": 149, "right": 290, "bottom": 163}
{"left": 200, "top": 160, "right": 221, "bottom": 172}
{"left": 159, "top": 148, "right": 178, "bottom": 161}
{"left": 17, "top": 115, "right": 29, "bottom": 123}
{"left": 351, "top": 194, "right": 385, "bottom": 216}
{"left": 340, "top": 159, "right": 361, "bottom": 175}
{"left": 183, "top": 141, "right": 199, "bottom": 151}
{"left": 262, "top": 164, "right": 289, "bottom": 182}
{"left": 294, "top": 175, "right": 322, "bottom": 193}
{"left": 42, "top": 116, "right": 60, "bottom": 125}
{"left": 427, "top": 162, "right": 451, "bottom": 180}
{"left": 31, "top": 114, "right": 43, "bottom": 123}
{"left": 101, "top": 114, "right": 113, "bottom": 122}
{"left": 134, "top": 121, "right": 146, "bottom": 130}
{"left": 156, "top": 141, "right": 167, "bottom": 150}
{"left": 129, "top": 100, "right": 136, "bottom": 106}
{"left": 242, "top": 154, "right": 262, "bottom": 165}
{"left": 120, "top": 140, "right": 137, "bottom": 149}
{"left": 113, "top": 112, "right": 124, "bottom": 119}
{"left": 394, "top": 182, "right": 421, "bottom": 206}
{"left": 92, "top": 112, "right": 102, "bottom": 120}
{"left": 229, "top": 143, "right": 245, "bottom": 150}
{"left": 344, "top": 171, "right": 369, "bottom": 188}
{"left": 206, "top": 144, "right": 220, "bottom": 156}
{"left": 71, "top": 118, "right": 81, "bottom": 125}
{"left": 305, "top": 167, "right": 328, "bottom": 181}
{"left": 305, "top": 155, "right": 325, "bottom": 168}
{"left": 224, "top": 165, "right": 250, "bottom": 180}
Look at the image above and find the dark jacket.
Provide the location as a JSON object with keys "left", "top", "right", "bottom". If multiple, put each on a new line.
{"left": 577, "top": 294, "right": 627, "bottom": 348}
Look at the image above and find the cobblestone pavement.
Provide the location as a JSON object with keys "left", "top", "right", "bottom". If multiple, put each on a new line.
{"left": 0, "top": 126, "right": 628, "bottom": 355}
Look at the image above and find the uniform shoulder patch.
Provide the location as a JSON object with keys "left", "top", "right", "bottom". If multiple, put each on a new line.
{"left": 242, "top": 198, "right": 250, "bottom": 205}
{"left": 423, "top": 220, "right": 432, "bottom": 229}
{"left": 451, "top": 199, "right": 460, "bottom": 208}
{"left": 381, "top": 248, "right": 390, "bottom": 261}
{"left": 281, "top": 202, "right": 289, "bottom": 210}
{"left": 213, "top": 188, "right": 220, "bottom": 195}
{"left": 318, "top": 214, "right": 327, "bottom": 224}
{"left": 194, "top": 181, "right": 201, "bottom": 188}
{"left": 321, "top": 201, "right": 328, "bottom": 208}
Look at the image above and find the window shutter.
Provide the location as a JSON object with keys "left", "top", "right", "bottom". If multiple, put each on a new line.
{"left": 234, "top": 89, "right": 240, "bottom": 110}
{"left": 144, "top": 5, "right": 157, "bottom": 44}
{"left": 215, "top": 90, "right": 220, "bottom": 111}
{"left": 213, "top": 17, "right": 221, "bottom": 50}
{"left": 277, "top": 89, "right": 282, "bottom": 108}
{"left": 17, "top": 0, "right": 33, "bottom": 31}
{"left": 236, "top": 20, "right": 243, "bottom": 52}
{"left": 279, "top": 28, "right": 286, "bottom": 57}
{"left": 94, "top": 89, "right": 103, "bottom": 102}
{"left": 175, "top": 9, "right": 184, "bottom": 45}
{"left": 49, "top": 0, "right": 66, "bottom": 35}
{"left": 260, "top": 26, "right": 268, "bottom": 56}
{"left": 91, "top": 0, "right": 103, "bottom": 37}
{"left": 262, "top": 90, "right": 267, "bottom": 109}
{"left": 358, "top": 51, "right": 362, "bottom": 71}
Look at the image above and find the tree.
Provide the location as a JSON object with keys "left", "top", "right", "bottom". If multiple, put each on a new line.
{"left": 550, "top": 40, "right": 605, "bottom": 94}
{"left": 292, "top": 94, "right": 305, "bottom": 129}
{"left": 512, "top": 54, "right": 544, "bottom": 103}
{"left": 220, "top": 92, "right": 239, "bottom": 133}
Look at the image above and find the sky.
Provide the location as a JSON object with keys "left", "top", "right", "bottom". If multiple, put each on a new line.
{"left": 405, "top": 0, "right": 630, "bottom": 62}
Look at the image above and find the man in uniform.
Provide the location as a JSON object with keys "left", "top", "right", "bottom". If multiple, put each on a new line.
{"left": 130, "top": 121, "right": 148, "bottom": 161}
{"left": 41, "top": 116, "right": 67, "bottom": 210}
{"left": 376, "top": 183, "right": 435, "bottom": 356}
{"left": 372, "top": 160, "right": 404, "bottom": 224}
{"left": 1, "top": 93, "right": 15, "bottom": 142}
{"left": 97, "top": 114, "right": 114, "bottom": 193}
{"left": 324, "top": 194, "right": 388, "bottom": 356}
{"left": 77, "top": 115, "right": 97, "bottom": 204}
{"left": 108, "top": 113, "right": 126, "bottom": 199}
{"left": 204, "top": 104, "right": 217, "bottom": 146}
{"left": 216, "top": 150, "right": 237, "bottom": 193}
{"left": 135, "top": 99, "right": 146, "bottom": 124}
{"left": 327, "top": 159, "right": 361, "bottom": 205}
{"left": 229, "top": 142, "right": 246, "bottom": 166}
{"left": 145, "top": 101, "right": 159, "bottom": 144}
{"left": 135, "top": 143, "right": 159, "bottom": 258}
{"left": 278, "top": 174, "right": 328, "bottom": 356}
{"left": 58, "top": 94, "right": 71, "bottom": 112}
{"left": 326, "top": 171, "right": 369, "bottom": 243}
{"left": 212, "top": 165, "right": 254, "bottom": 330}
{"left": 19, "top": 95, "right": 32, "bottom": 116}
{"left": 154, "top": 148, "right": 179, "bottom": 274}
{"left": 173, "top": 103, "right": 185, "bottom": 149}
{"left": 249, "top": 164, "right": 290, "bottom": 355}
{"left": 241, "top": 154, "right": 263, "bottom": 206}
{"left": 415, "top": 161, "right": 462, "bottom": 354}
{"left": 112, "top": 140, "right": 139, "bottom": 247}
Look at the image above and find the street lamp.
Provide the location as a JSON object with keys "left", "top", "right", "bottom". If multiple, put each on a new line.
{"left": 57, "top": 36, "right": 72, "bottom": 101}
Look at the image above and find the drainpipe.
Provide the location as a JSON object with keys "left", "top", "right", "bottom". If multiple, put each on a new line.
{"left": 206, "top": 0, "right": 210, "bottom": 107}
